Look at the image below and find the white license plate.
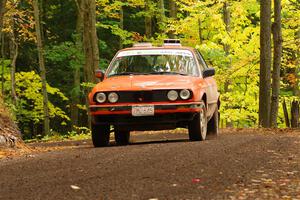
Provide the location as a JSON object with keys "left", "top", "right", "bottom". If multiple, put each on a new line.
{"left": 132, "top": 105, "right": 154, "bottom": 116}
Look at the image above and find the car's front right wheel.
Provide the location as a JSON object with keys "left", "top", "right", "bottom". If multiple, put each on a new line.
{"left": 207, "top": 106, "right": 219, "bottom": 136}
{"left": 91, "top": 124, "right": 110, "bottom": 147}
{"left": 188, "top": 102, "right": 207, "bottom": 141}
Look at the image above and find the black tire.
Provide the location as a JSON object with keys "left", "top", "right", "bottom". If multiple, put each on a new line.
{"left": 114, "top": 130, "right": 130, "bottom": 145}
{"left": 207, "top": 106, "right": 219, "bottom": 136}
{"left": 188, "top": 102, "right": 207, "bottom": 141}
{"left": 91, "top": 124, "right": 110, "bottom": 147}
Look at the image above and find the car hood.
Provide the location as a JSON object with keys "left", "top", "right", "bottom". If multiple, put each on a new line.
{"left": 94, "top": 75, "right": 195, "bottom": 91}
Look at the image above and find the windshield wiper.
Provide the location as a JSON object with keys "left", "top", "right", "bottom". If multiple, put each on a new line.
{"left": 149, "top": 71, "right": 188, "bottom": 76}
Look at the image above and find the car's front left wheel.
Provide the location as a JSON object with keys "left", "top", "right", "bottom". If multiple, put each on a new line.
{"left": 188, "top": 102, "right": 207, "bottom": 141}
{"left": 91, "top": 124, "right": 110, "bottom": 147}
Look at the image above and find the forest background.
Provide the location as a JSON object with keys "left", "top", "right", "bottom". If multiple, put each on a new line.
{"left": 0, "top": 0, "right": 299, "bottom": 140}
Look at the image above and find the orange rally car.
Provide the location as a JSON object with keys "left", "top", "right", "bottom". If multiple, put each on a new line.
{"left": 89, "top": 39, "right": 220, "bottom": 147}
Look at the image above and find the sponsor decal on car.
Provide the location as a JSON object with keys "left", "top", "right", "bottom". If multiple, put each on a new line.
{"left": 117, "top": 49, "right": 193, "bottom": 57}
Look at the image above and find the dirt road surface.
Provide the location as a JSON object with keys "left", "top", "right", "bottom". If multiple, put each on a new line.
{"left": 1, "top": 130, "right": 300, "bottom": 200}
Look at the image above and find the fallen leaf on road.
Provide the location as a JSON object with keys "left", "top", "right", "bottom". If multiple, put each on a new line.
{"left": 287, "top": 171, "right": 295, "bottom": 175}
{"left": 70, "top": 185, "right": 81, "bottom": 190}
{"left": 261, "top": 178, "right": 273, "bottom": 183}
{"left": 267, "top": 150, "right": 275, "bottom": 153}
{"left": 192, "top": 178, "right": 201, "bottom": 183}
{"left": 288, "top": 156, "right": 294, "bottom": 160}
{"left": 251, "top": 179, "right": 261, "bottom": 183}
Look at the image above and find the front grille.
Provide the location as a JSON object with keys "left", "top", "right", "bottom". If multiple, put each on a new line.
{"left": 118, "top": 90, "right": 168, "bottom": 103}
{"left": 94, "top": 89, "right": 192, "bottom": 104}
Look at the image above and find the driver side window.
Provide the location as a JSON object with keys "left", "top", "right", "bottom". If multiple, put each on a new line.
{"left": 195, "top": 50, "right": 208, "bottom": 71}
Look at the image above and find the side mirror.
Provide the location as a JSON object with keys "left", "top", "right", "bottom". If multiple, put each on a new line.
{"left": 202, "top": 68, "right": 215, "bottom": 78}
{"left": 95, "top": 69, "right": 105, "bottom": 81}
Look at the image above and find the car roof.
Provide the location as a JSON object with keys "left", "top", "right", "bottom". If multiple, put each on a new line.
{"left": 119, "top": 45, "right": 195, "bottom": 52}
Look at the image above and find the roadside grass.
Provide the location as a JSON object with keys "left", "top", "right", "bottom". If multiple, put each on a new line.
{"left": 24, "top": 127, "right": 91, "bottom": 143}
{"left": 221, "top": 128, "right": 300, "bottom": 135}
{"left": 24, "top": 132, "right": 91, "bottom": 143}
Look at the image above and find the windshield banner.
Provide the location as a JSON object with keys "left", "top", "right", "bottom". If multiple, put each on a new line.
{"left": 117, "top": 49, "right": 193, "bottom": 57}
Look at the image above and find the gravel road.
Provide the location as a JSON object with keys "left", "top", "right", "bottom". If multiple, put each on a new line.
{"left": 0, "top": 130, "right": 300, "bottom": 200}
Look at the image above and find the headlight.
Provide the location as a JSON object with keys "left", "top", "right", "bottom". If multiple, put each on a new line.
{"left": 108, "top": 92, "right": 119, "bottom": 103}
{"left": 180, "top": 89, "right": 191, "bottom": 100}
{"left": 95, "top": 92, "right": 106, "bottom": 103}
{"left": 167, "top": 90, "right": 178, "bottom": 101}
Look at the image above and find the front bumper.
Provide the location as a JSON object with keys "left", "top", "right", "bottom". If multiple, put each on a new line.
{"left": 90, "top": 102, "right": 202, "bottom": 115}
{"left": 92, "top": 113, "right": 196, "bottom": 131}
{"left": 90, "top": 102, "right": 203, "bottom": 131}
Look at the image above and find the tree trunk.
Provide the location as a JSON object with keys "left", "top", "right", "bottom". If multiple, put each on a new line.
{"left": 293, "top": 28, "right": 300, "bottom": 97}
{"left": 198, "top": 18, "right": 202, "bottom": 44}
{"left": 157, "top": 0, "right": 165, "bottom": 32}
{"left": 70, "top": 68, "right": 80, "bottom": 130}
{"left": 0, "top": 0, "right": 7, "bottom": 32}
{"left": 168, "top": 0, "right": 177, "bottom": 38}
{"left": 282, "top": 99, "right": 290, "bottom": 128}
{"left": 0, "top": 0, "right": 7, "bottom": 97}
{"left": 82, "top": 0, "right": 100, "bottom": 128}
{"left": 270, "top": 0, "right": 282, "bottom": 127}
{"left": 119, "top": 3, "right": 124, "bottom": 49}
{"left": 33, "top": 0, "right": 50, "bottom": 136}
{"left": 145, "top": 0, "right": 152, "bottom": 39}
{"left": 9, "top": 34, "right": 18, "bottom": 105}
{"left": 1, "top": 33, "right": 4, "bottom": 96}
{"left": 223, "top": 1, "right": 233, "bottom": 128}
{"left": 223, "top": 2, "right": 231, "bottom": 55}
{"left": 223, "top": 1, "right": 231, "bottom": 74}
{"left": 259, "top": 0, "right": 272, "bottom": 128}
{"left": 223, "top": 1, "right": 231, "bottom": 88}
{"left": 70, "top": 0, "right": 84, "bottom": 131}
{"left": 290, "top": 20, "right": 300, "bottom": 128}
{"left": 291, "top": 100, "right": 299, "bottom": 128}
{"left": 169, "top": 0, "right": 177, "bottom": 18}
{"left": 82, "top": 0, "right": 99, "bottom": 84}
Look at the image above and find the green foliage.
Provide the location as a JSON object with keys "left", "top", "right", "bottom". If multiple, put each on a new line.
{"left": 14, "top": 71, "right": 70, "bottom": 124}
{"left": 1, "top": 69, "right": 70, "bottom": 137}
{"left": 25, "top": 126, "right": 91, "bottom": 143}
{"left": 46, "top": 39, "right": 84, "bottom": 71}
{"left": 0, "top": 59, "right": 11, "bottom": 68}
{"left": 81, "top": 82, "right": 96, "bottom": 90}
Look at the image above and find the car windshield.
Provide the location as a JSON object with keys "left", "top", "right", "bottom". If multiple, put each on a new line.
{"left": 107, "top": 49, "right": 198, "bottom": 77}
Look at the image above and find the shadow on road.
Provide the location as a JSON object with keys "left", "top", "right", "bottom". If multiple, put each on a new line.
{"left": 28, "top": 132, "right": 218, "bottom": 150}
{"left": 123, "top": 138, "right": 190, "bottom": 146}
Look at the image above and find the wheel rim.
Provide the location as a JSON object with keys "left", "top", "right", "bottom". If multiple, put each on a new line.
{"left": 200, "top": 109, "right": 207, "bottom": 139}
